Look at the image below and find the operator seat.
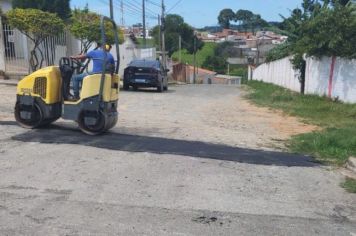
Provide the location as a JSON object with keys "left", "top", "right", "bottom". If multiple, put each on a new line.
{"left": 59, "top": 63, "right": 74, "bottom": 101}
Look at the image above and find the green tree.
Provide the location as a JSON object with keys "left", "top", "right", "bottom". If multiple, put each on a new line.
{"left": 201, "top": 42, "right": 238, "bottom": 73}
{"left": 12, "top": 0, "right": 71, "bottom": 20}
{"left": 235, "top": 10, "right": 268, "bottom": 33}
{"left": 70, "top": 8, "right": 101, "bottom": 53}
{"left": 6, "top": 8, "right": 65, "bottom": 71}
{"left": 202, "top": 55, "right": 227, "bottom": 74}
{"left": 266, "top": 43, "right": 291, "bottom": 62}
{"left": 278, "top": 0, "right": 356, "bottom": 58}
{"left": 323, "top": 0, "right": 350, "bottom": 6}
{"left": 70, "top": 8, "right": 124, "bottom": 53}
{"left": 250, "top": 14, "right": 269, "bottom": 33}
{"left": 235, "top": 9, "right": 253, "bottom": 32}
{"left": 218, "top": 9, "right": 236, "bottom": 29}
{"left": 296, "top": 4, "right": 356, "bottom": 58}
{"left": 151, "top": 14, "right": 203, "bottom": 56}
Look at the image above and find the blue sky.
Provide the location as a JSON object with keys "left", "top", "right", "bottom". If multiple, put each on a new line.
{"left": 71, "top": 0, "right": 302, "bottom": 28}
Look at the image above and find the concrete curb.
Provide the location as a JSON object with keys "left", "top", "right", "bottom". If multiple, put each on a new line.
{"left": 346, "top": 157, "right": 356, "bottom": 174}
{"left": 0, "top": 80, "right": 18, "bottom": 86}
{"left": 341, "top": 157, "right": 356, "bottom": 180}
{"left": 169, "top": 81, "right": 186, "bottom": 85}
{"left": 341, "top": 168, "right": 356, "bottom": 180}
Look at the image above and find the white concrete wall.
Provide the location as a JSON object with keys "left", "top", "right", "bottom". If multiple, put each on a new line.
{"left": 305, "top": 56, "right": 356, "bottom": 103}
{"left": 0, "top": 17, "right": 5, "bottom": 71}
{"left": 252, "top": 56, "right": 301, "bottom": 92}
{"left": 253, "top": 56, "right": 356, "bottom": 103}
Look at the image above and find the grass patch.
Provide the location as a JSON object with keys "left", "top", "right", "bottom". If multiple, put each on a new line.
{"left": 171, "top": 42, "right": 216, "bottom": 67}
{"left": 246, "top": 81, "right": 356, "bottom": 127}
{"left": 246, "top": 80, "right": 356, "bottom": 165}
{"left": 289, "top": 127, "right": 356, "bottom": 165}
{"left": 229, "top": 65, "right": 248, "bottom": 83}
{"left": 136, "top": 38, "right": 157, "bottom": 48}
{"left": 341, "top": 178, "right": 356, "bottom": 193}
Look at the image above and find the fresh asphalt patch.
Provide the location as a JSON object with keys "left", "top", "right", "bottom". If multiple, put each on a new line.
{"left": 5, "top": 121, "right": 320, "bottom": 167}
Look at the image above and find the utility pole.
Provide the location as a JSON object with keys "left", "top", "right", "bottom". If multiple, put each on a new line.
{"left": 193, "top": 35, "right": 197, "bottom": 84}
{"left": 158, "top": 14, "right": 161, "bottom": 57}
{"left": 109, "top": 0, "right": 114, "bottom": 20}
{"left": 256, "top": 31, "right": 265, "bottom": 66}
{"left": 142, "top": 0, "right": 146, "bottom": 48}
{"left": 161, "top": 0, "right": 167, "bottom": 72}
{"left": 256, "top": 41, "right": 260, "bottom": 66}
{"left": 121, "top": 0, "right": 124, "bottom": 26}
{"left": 179, "top": 35, "right": 182, "bottom": 63}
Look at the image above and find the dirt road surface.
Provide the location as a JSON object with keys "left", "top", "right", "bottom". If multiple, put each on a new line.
{"left": 0, "top": 84, "right": 355, "bottom": 235}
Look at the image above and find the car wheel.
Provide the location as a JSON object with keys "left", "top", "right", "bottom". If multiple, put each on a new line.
{"left": 164, "top": 78, "right": 169, "bottom": 91}
{"left": 123, "top": 82, "right": 129, "bottom": 90}
{"left": 157, "top": 81, "right": 163, "bottom": 92}
{"left": 133, "top": 85, "right": 138, "bottom": 91}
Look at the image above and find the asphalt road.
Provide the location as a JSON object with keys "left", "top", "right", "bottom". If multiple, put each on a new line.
{"left": 0, "top": 84, "right": 355, "bottom": 235}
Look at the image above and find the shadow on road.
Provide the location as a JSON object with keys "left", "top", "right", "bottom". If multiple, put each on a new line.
{"left": 0, "top": 121, "right": 320, "bottom": 168}
{"left": 0, "top": 121, "right": 16, "bottom": 125}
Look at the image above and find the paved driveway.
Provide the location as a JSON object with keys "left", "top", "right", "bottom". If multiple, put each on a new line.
{"left": 0, "top": 84, "right": 355, "bottom": 235}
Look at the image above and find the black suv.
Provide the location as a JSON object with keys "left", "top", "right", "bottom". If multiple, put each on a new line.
{"left": 123, "top": 59, "right": 168, "bottom": 92}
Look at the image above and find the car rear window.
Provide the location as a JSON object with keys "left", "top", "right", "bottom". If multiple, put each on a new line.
{"left": 128, "top": 60, "right": 161, "bottom": 70}
{"left": 129, "top": 67, "right": 158, "bottom": 74}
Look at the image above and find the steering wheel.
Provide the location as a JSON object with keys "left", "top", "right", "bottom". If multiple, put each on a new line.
{"left": 59, "top": 57, "right": 89, "bottom": 74}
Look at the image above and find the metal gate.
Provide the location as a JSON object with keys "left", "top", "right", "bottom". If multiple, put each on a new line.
{"left": 2, "top": 23, "right": 29, "bottom": 74}
{"left": 39, "top": 32, "right": 67, "bottom": 68}
{"left": 2, "top": 22, "right": 68, "bottom": 75}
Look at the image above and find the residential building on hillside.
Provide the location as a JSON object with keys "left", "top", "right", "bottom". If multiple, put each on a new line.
{"left": 124, "top": 26, "right": 152, "bottom": 39}
{"left": 197, "top": 28, "right": 287, "bottom": 66}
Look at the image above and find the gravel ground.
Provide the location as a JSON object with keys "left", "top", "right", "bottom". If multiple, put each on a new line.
{"left": 0, "top": 84, "right": 355, "bottom": 235}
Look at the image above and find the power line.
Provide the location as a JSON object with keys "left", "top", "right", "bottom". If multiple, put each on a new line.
{"left": 146, "top": 0, "right": 161, "bottom": 8}
{"left": 123, "top": 0, "right": 158, "bottom": 16}
{"left": 120, "top": 0, "right": 158, "bottom": 18}
{"left": 143, "top": 0, "right": 146, "bottom": 46}
{"left": 114, "top": 0, "right": 147, "bottom": 18}
{"left": 131, "top": 0, "right": 158, "bottom": 14}
{"left": 121, "top": 1, "right": 143, "bottom": 14}
{"left": 83, "top": 0, "right": 156, "bottom": 29}
{"left": 120, "top": 0, "right": 125, "bottom": 26}
{"left": 112, "top": 0, "right": 143, "bottom": 24}
{"left": 167, "top": 0, "right": 183, "bottom": 13}
{"left": 97, "top": 0, "right": 110, "bottom": 6}
{"left": 106, "top": 0, "right": 158, "bottom": 28}
{"left": 116, "top": 5, "right": 140, "bottom": 18}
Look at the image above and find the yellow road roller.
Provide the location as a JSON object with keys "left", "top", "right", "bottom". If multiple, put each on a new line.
{"left": 14, "top": 16, "right": 120, "bottom": 135}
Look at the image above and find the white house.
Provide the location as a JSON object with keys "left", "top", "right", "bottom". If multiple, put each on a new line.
{"left": 0, "top": 0, "right": 13, "bottom": 72}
